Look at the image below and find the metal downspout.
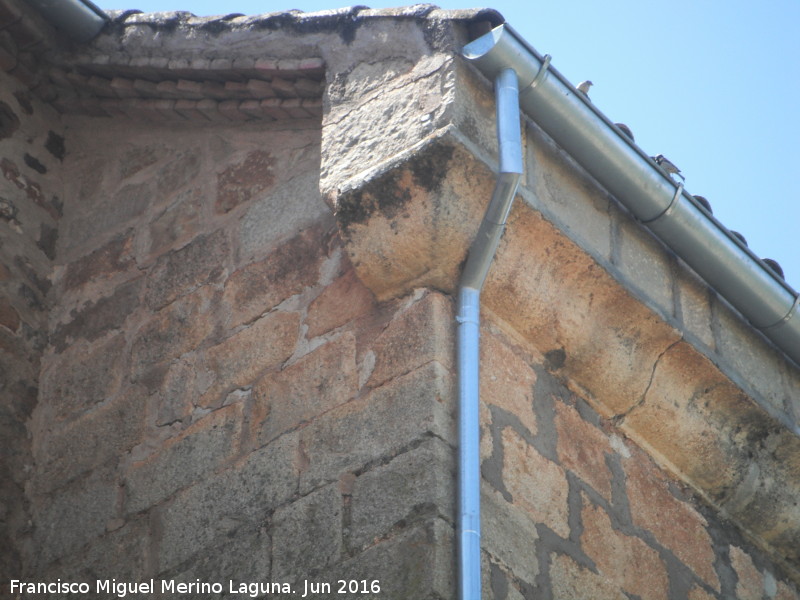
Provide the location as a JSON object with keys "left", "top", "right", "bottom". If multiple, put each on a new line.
{"left": 26, "top": 0, "right": 109, "bottom": 42}
{"left": 463, "top": 24, "right": 800, "bottom": 368}
{"left": 457, "top": 67, "right": 522, "bottom": 600}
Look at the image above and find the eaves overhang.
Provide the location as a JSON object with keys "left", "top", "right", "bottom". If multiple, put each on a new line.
{"left": 463, "top": 24, "right": 800, "bottom": 369}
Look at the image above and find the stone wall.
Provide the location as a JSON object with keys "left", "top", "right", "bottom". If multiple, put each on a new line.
{"left": 24, "top": 113, "right": 458, "bottom": 598}
{"left": 477, "top": 322, "right": 799, "bottom": 599}
{"left": 0, "top": 65, "right": 64, "bottom": 594}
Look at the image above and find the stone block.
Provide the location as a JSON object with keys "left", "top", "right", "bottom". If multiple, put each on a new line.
{"left": 621, "top": 341, "right": 764, "bottom": 501}
{"left": 525, "top": 123, "right": 613, "bottom": 263}
{"left": 157, "top": 432, "right": 298, "bottom": 571}
{"left": 146, "top": 188, "right": 202, "bottom": 259}
{"left": 271, "top": 484, "right": 342, "bottom": 582}
{"left": 145, "top": 229, "right": 229, "bottom": 311}
{"left": 623, "top": 448, "right": 717, "bottom": 590}
{"left": 332, "top": 136, "right": 492, "bottom": 302}
{"left": 40, "top": 333, "right": 126, "bottom": 421}
{"left": 326, "top": 518, "right": 454, "bottom": 600}
{"left": 614, "top": 215, "right": 674, "bottom": 318}
{"left": 501, "top": 427, "right": 569, "bottom": 538}
{"left": 366, "top": 291, "right": 453, "bottom": 388}
{"left": 306, "top": 267, "right": 376, "bottom": 338}
{"left": 62, "top": 231, "right": 135, "bottom": 291}
{"left": 238, "top": 171, "right": 328, "bottom": 262}
{"left": 675, "top": 261, "right": 715, "bottom": 350}
{"left": 63, "top": 181, "right": 150, "bottom": 246}
{"left": 550, "top": 554, "right": 627, "bottom": 600}
{"left": 200, "top": 310, "right": 300, "bottom": 408}
{"left": 41, "top": 518, "right": 149, "bottom": 586}
{"left": 480, "top": 329, "right": 538, "bottom": 438}
{"left": 215, "top": 149, "right": 276, "bottom": 214}
{"left": 31, "top": 464, "right": 118, "bottom": 568}
{"left": 223, "top": 225, "right": 326, "bottom": 329}
{"left": 155, "top": 150, "right": 201, "bottom": 197}
{"left": 155, "top": 357, "right": 198, "bottom": 426}
{"left": 130, "top": 285, "right": 217, "bottom": 384}
{"left": 251, "top": 331, "right": 357, "bottom": 445}
{"left": 484, "top": 207, "right": 681, "bottom": 419}
{"left": 125, "top": 404, "right": 243, "bottom": 514}
{"left": 730, "top": 545, "right": 764, "bottom": 600}
{"left": 166, "top": 525, "right": 270, "bottom": 595}
{"left": 554, "top": 400, "right": 613, "bottom": 501}
{"left": 51, "top": 277, "right": 143, "bottom": 353}
{"left": 350, "top": 437, "right": 453, "bottom": 550}
{"left": 299, "top": 362, "right": 454, "bottom": 494}
{"left": 581, "top": 497, "right": 669, "bottom": 599}
{"left": 481, "top": 487, "right": 539, "bottom": 585}
{"left": 713, "top": 298, "right": 793, "bottom": 418}
{"left": 35, "top": 385, "right": 146, "bottom": 493}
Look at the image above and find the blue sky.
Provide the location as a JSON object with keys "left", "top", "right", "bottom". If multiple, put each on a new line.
{"left": 100, "top": 0, "right": 800, "bottom": 289}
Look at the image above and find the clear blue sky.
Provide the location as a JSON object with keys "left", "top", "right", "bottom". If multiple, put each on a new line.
{"left": 100, "top": 0, "right": 800, "bottom": 289}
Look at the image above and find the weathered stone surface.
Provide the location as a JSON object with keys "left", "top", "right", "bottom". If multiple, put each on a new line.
{"left": 554, "top": 400, "right": 613, "bottom": 501}
{"left": 216, "top": 149, "right": 276, "bottom": 214}
{"left": 481, "top": 487, "right": 539, "bottom": 585}
{"left": 238, "top": 170, "right": 328, "bottom": 261}
{"left": 525, "top": 122, "right": 613, "bottom": 263}
{"left": 155, "top": 150, "right": 201, "bottom": 196}
{"left": 730, "top": 545, "right": 764, "bottom": 600}
{"left": 333, "top": 135, "right": 492, "bottom": 301}
{"left": 615, "top": 216, "right": 674, "bottom": 317}
{"left": 271, "top": 484, "right": 342, "bottom": 582}
{"left": 35, "top": 385, "right": 146, "bottom": 493}
{"left": 484, "top": 206, "right": 681, "bottom": 418}
{"left": 502, "top": 427, "right": 569, "bottom": 538}
{"left": 167, "top": 526, "right": 271, "bottom": 593}
{"left": 550, "top": 554, "right": 627, "bottom": 600}
{"left": 146, "top": 188, "right": 202, "bottom": 259}
{"left": 0, "top": 295, "right": 20, "bottom": 332}
{"left": 126, "top": 404, "right": 243, "bottom": 514}
{"left": 325, "top": 519, "right": 454, "bottom": 600}
{"left": 62, "top": 231, "right": 135, "bottom": 291}
{"left": 623, "top": 448, "right": 718, "bottom": 590}
{"left": 130, "top": 285, "right": 217, "bottom": 383}
{"left": 223, "top": 225, "right": 327, "bottom": 328}
{"left": 40, "top": 333, "right": 126, "bottom": 421}
{"left": 31, "top": 465, "right": 118, "bottom": 567}
{"left": 367, "top": 291, "right": 453, "bottom": 388}
{"left": 622, "top": 342, "right": 772, "bottom": 501}
{"left": 713, "top": 298, "right": 794, "bottom": 417}
{"left": 145, "top": 229, "right": 229, "bottom": 311}
{"left": 157, "top": 432, "right": 298, "bottom": 571}
{"left": 41, "top": 518, "right": 149, "bottom": 587}
{"left": 581, "top": 498, "right": 669, "bottom": 599}
{"left": 251, "top": 331, "right": 357, "bottom": 445}
{"left": 51, "top": 277, "right": 143, "bottom": 352}
{"left": 350, "top": 438, "right": 453, "bottom": 549}
{"left": 676, "top": 262, "right": 715, "bottom": 350}
{"left": 299, "top": 362, "right": 454, "bottom": 493}
{"left": 63, "top": 181, "right": 150, "bottom": 245}
{"left": 306, "top": 266, "right": 376, "bottom": 338}
{"left": 480, "top": 329, "right": 538, "bottom": 437}
{"left": 200, "top": 310, "right": 300, "bottom": 408}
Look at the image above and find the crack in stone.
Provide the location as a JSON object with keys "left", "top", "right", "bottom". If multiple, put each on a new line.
{"left": 612, "top": 338, "right": 683, "bottom": 426}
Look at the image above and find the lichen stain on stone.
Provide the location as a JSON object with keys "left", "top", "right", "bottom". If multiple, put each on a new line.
{"left": 216, "top": 150, "right": 276, "bottom": 214}
{"left": 336, "top": 142, "right": 455, "bottom": 234}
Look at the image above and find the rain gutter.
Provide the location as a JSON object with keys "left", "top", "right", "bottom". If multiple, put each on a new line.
{"left": 462, "top": 24, "right": 800, "bottom": 367}
{"left": 27, "top": 0, "right": 109, "bottom": 42}
{"left": 457, "top": 67, "right": 522, "bottom": 600}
